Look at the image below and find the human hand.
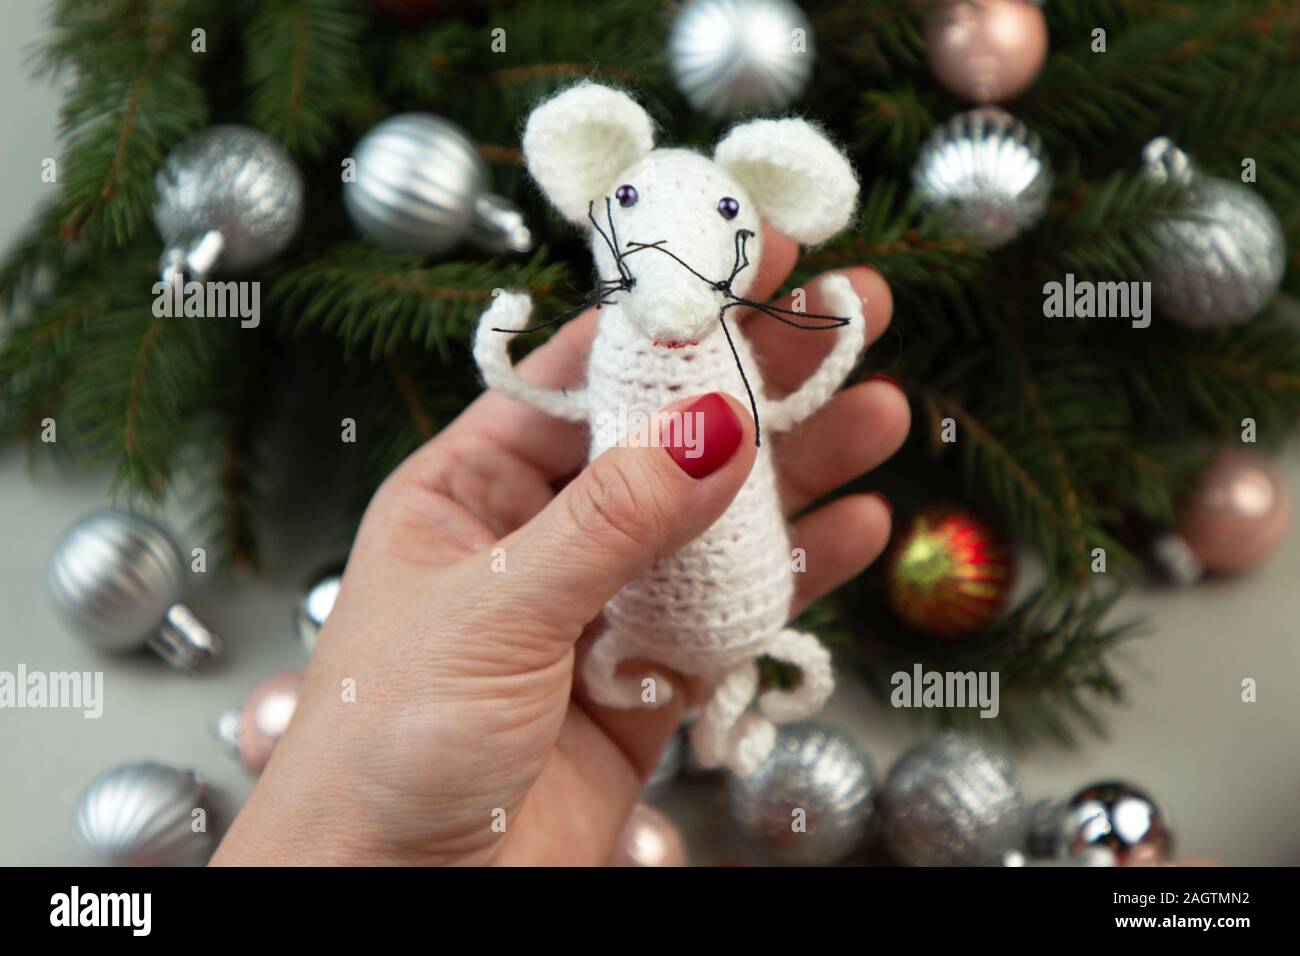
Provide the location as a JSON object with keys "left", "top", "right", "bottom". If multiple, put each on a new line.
{"left": 211, "top": 229, "right": 909, "bottom": 866}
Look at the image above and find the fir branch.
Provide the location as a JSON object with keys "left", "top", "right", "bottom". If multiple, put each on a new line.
{"left": 267, "top": 244, "right": 568, "bottom": 360}
{"left": 36, "top": 0, "right": 209, "bottom": 248}
{"left": 243, "top": 0, "right": 367, "bottom": 159}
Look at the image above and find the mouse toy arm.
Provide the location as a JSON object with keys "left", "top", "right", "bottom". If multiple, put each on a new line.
{"left": 472, "top": 291, "right": 589, "bottom": 422}
{"left": 762, "top": 274, "right": 868, "bottom": 433}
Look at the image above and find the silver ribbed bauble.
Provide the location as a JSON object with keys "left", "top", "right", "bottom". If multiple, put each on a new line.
{"left": 728, "top": 722, "right": 875, "bottom": 865}
{"left": 1142, "top": 137, "right": 1285, "bottom": 328}
{"left": 343, "top": 113, "right": 532, "bottom": 257}
{"left": 1062, "top": 780, "right": 1173, "bottom": 866}
{"left": 153, "top": 125, "right": 304, "bottom": 282}
{"left": 912, "top": 108, "right": 1052, "bottom": 250}
{"left": 878, "top": 733, "right": 1026, "bottom": 866}
{"left": 294, "top": 561, "right": 345, "bottom": 654}
{"left": 48, "top": 509, "right": 220, "bottom": 669}
{"left": 72, "top": 762, "right": 215, "bottom": 866}
{"left": 668, "top": 0, "right": 815, "bottom": 118}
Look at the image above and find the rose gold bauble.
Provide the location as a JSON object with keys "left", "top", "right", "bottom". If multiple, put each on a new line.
{"left": 925, "top": 0, "right": 1049, "bottom": 103}
{"left": 1179, "top": 450, "right": 1292, "bottom": 574}
{"left": 236, "top": 669, "right": 305, "bottom": 776}
{"left": 608, "top": 804, "right": 688, "bottom": 867}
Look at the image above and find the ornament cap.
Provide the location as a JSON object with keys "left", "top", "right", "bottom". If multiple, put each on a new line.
{"left": 469, "top": 193, "right": 533, "bottom": 255}
{"left": 212, "top": 708, "right": 242, "bottom": 754}
{"left": 159, "top": 229, "right": 226, "bottom": 284}
{"left": 147, "top": 603, "right": 222, "bottom": 669}
{"left": 1142, "top": 137, "right": 1196, "bottom": 188}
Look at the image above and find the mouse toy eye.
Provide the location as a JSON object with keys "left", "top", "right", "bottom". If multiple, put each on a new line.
{"left": 615, "top": 184, "right": 639, "bottom": 207}
{"left": 717, "top": 197, "right": 740, "bottom": 220}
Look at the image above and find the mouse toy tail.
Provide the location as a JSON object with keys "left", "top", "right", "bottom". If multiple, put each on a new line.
{"left": 690, "top": 629, "right": 834, "bottom": 778}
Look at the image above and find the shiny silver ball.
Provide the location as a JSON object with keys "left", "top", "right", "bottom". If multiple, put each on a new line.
{"left": 154, "top": 125, "right": 304, "bottom": 282}
{"left": 294, "top": 561, "right": 344, "bottom": 654}
{"left": 668, "top": 0, "right": 815, "bottom": 118}
{"left": 72, "top": 762, "right": 215, "bottom": 866}
{"left": 879, "top": 732, "right": 1026, "bottom": 866}
{"left": 344, "top": 113, "right": 531, "bottom": 256}
{"left": 1062, "top": 780, "right": 1173, "bottom": 866}
{"left": 728, "top": 722, "right": 875, "bottom": 865}
{"left": 48, "top": 509, "right": 220, "bottom": 669}
{"left": 913, "top": 107, "right": 1052, "bottom": 250}
{"left": 1142, "top": 137, "right": 1286, "bottom": 328}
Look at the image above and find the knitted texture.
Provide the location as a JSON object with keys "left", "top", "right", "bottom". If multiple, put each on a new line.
{"left": 474, "top": 83, "right": 864, "bottom": 777}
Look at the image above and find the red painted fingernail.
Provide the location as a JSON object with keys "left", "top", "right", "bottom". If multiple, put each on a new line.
{"left": 870, "top": 492, "right": 893, "bottom": 516}
{"left": 868, "top": 373, "right": 900, "bottom": 389}
{"left": 665, "top": 393, "right": 743, "bottom": 479}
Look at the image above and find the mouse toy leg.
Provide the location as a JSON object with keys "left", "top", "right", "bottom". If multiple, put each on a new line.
{"left": 756, "top": 629, "right": 834, "bottom": 723}
{"left": 580, "top": 627, "right": 675, "bottom": 709}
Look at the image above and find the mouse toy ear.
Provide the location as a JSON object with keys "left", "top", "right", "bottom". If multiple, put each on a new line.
{"left": 713, "top": 118, "right": 859, "bottom": 244}
{"left": 522, "top": 83, "right": 656, "bottom": 224}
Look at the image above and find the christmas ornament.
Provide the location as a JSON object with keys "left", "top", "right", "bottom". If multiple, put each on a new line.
{"left": 912, "top": 108, "right": 1052, "bottom": 250}
{"left": 48, "top": 509, "right": 221, "bottom": 670}
{"left": 1178, "top": 449, "right": 1291, "bottom": 574}
{"left": 213, "top": 669, "right": 304, "bottom": 776}
{"left": 644, "top": 730, "right": 683, "bottom": 801}
{"left": 1142, "top": 137, "right": 1286, "bottom": 327}
{"left": 885, "top": 505, "right": 1014, "bottom": 637}
{"left": 344, "top": 113, "right": 532, "bottom": 257}
{"left": 1024, "top": 796, "right": 1067, "bottom": 858}
{"left": 924, "top": 0, "right": 1048, "bottom": 104}
{"left": 295, "top": 561, "right": 344, "bottom": 653}
{"left": 1002, "top": 846, "right": 1116, "bottom": 867}
{"left": 667, "top": 0, "right": 815, "bottom": 118}
{"left": 475, "top": 83, "right": 861, "bottom": 776}
{"left": 154, "top": 125, "right": 304, "bottom": 282}
{"left": 879, "top": 733, "right": 1026, "bottom": 866}
{"left": 72, "top": 762, "right": 215, "bottom": 866}
{"left": 609, "top": 804, "right": 689, "bottom": 866}
{"left": 1062, "top": 781, "right": 1173, "bottom": 866}
{"left": 728, "top": 722, "right": 875, "bottom": 865}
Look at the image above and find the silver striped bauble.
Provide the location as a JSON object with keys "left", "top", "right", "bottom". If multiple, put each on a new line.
{"left": 72, "top": 762, "right": 214, "bottom": 867}
{"left": 668, "top": 0, "right": 815, "bottom": 118}
{"left": 728, "top": 722, "right": 875, "bottom": 865}
{"left": 913, "top": 108, "right": 1053, "bottom": 250}
{"left": 48, "top": 509, "right": 220, "bottom": 669}
{"left": 878, "top": 732, "right": 1026, "bottom": 866}
{"left": 1142, "top": 137, "right": 1285, "bottom": 328}
{"left": 154, "top": 125, "right": 304, "bottom": 282}
{"left": 344, "top": 113, "right": 532, "bottom": 257}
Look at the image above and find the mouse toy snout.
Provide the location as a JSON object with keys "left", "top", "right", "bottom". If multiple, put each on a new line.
{"left": 618, "top": 252, "right": 722, "bottom": 346}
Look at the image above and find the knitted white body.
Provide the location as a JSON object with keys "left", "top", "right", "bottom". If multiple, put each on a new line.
{"left": 471, "top": 82, "right": 864, "bottom": 776}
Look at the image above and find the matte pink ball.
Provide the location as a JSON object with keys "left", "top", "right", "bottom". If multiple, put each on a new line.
{"left": 608, "top": 804, "right": 688, "bottom": 867}
{"left": 925, "top": 0, "right": 1049, "bottom": 103}
{"left": 236, "top": 669, "right": 305, "bottom": 776}
{"left": 1180, "top": 450, "right": 1292, "bottom": 574}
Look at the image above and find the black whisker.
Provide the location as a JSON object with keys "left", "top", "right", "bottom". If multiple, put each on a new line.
{"left": 719, "top": 311, "right": 761, "bottom": 448}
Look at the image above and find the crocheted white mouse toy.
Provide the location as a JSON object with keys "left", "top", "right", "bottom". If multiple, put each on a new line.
{"left": 474, "top": 82, "right": 865, "bottom": 776}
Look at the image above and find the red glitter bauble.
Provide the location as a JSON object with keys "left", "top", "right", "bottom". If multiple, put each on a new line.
{"left": 885, "top": 506, "right": 1014, "bottom": 638}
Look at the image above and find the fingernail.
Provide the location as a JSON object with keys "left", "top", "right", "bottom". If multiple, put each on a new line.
{"left": 868, "top": 373, "right": 901, "bottom": 389}
{"left": 870, "top": 491, "right": 893, "bottom": 516}
{"left": 665, "top": 393, "right": 743, "bottom": 479}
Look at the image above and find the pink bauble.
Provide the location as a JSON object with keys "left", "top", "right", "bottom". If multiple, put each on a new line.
{"left": 609, "top": 804, "right": 688, "bottom": 867}
{"left": 1180, "top": 450, "right": 1292, "bottom": 574}
{"left": 236, "top": 669, "right": 305, "bottom": 776}
{"left": 925, "top": 0, "right": 1049, "bottom": 103}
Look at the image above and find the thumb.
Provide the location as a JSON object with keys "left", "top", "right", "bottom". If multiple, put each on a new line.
{"left": 482, "top": 392, "right": 756, "bottom": 640}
